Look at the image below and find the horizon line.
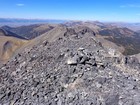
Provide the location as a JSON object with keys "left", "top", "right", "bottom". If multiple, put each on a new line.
{"left": 0, "top": 17, "right": 140, "bottom": 23}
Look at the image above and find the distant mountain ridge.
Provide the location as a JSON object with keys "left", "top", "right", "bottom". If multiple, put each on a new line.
{"left": 0, "top": 28, "right": 27, "bottom": 40}
{"left": 98, "top": 27, "right": 140, "bottom": 55}
{"left": 107, "top": 22, "right": 140, "bottom": 31}
{"left": 0, "top": 18, "right": 67, "bottom": 26}
{"left": 1, "top": 24, "right": 56, "bottom": 39}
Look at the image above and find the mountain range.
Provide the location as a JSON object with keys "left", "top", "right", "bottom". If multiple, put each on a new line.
{"left": 0, "top": 18, "right": 67, "bottom": 27}
{"left": 0, "top": 20, "right": 140, "bottom": 104}
{"left": 0, "top": 20, "right": 140, "bottom": 64}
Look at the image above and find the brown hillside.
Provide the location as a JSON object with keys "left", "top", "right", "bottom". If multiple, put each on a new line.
{"left": 0, "top": 36, "right": 28, "bottom": 63}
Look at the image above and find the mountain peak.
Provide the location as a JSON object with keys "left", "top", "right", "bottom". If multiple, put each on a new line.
{"left": 0, "top": 24, "right": 140, "bottom": 104}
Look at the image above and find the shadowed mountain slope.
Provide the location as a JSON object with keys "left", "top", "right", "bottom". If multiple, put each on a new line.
{"left": 98, "top": 27, "right": 140, "bottom": 55}
{"left": 1, "top": 24, "right": 56, "bottom": 39}
{"left": 0, "top": 28, "right": 27, "bottom": 40}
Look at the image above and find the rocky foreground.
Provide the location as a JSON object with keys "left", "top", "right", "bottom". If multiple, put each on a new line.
{"left": 0, "top": 27, "right": 140, "bottom": 105}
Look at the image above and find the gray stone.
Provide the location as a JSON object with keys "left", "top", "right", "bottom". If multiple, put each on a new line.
{"left": 67, "top": 55, "right": 79, "bottom": 65}
{"left": 105, "top": 94, "right": 119, "bottom": 105}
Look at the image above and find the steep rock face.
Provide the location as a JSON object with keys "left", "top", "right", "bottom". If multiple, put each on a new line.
{"left": 0, "top": 27, "right": 140, "bottom": 105}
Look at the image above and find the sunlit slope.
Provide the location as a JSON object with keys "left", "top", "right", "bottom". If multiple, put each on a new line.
{"left": 0, "top": 28, "right": 29, "bottom": 63}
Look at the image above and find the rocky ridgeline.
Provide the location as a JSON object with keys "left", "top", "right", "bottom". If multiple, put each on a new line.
{"left": 0, "top": 27, "right": 140, "bottom": 105}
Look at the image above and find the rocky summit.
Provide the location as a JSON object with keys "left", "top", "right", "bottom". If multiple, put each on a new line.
{"left": 0, "top": 26, "right": 140, "bottom": 105}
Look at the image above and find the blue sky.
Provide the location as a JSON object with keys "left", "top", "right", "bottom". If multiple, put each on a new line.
{"left": 0, "top": 0, "right": 140, "bottom": 22}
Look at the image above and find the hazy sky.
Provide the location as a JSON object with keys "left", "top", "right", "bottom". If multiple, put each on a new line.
{"left": 0, "top": 0, "right": 140, "bottom": 22}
